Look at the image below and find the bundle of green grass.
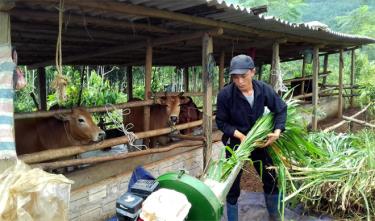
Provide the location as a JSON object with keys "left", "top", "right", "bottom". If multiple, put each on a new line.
{"left": 205, "top": 95, "right": 375, "bottom": 220}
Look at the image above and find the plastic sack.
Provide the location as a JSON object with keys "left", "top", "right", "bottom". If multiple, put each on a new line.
{"left": 0, "top": 161, "right": 73, "bottom": 221}
{"left": 140, "top": 188, "right": 191, "bottom": 221}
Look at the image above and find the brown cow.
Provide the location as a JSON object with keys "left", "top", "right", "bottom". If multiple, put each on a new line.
{"left": 15, "top": 107, "right": 106, "bottom": 155}
{"left": 178, "top": 96, "right": 202, "bottom": 134}
{"left": 124, "top": 95, "right": 191, "bottom": 147}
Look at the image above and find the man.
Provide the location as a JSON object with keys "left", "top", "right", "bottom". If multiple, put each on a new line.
{"left": 216, "top": 54, "right": 287, "bottom": 221}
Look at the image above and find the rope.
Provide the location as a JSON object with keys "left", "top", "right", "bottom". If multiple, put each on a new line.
{"left": 52, "top": 0, "right": 68, "bottom": 104}
{"left": 104, "top": 104, "right": 147, "bottom": 151}
{"left": 271, "top": 63, "right": 288, "bottom": 93}
{"left": 55, "top": 0, "right": 64, "bottom": 77}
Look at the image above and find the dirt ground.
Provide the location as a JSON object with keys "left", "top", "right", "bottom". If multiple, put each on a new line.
{"left": 240, "top": 106, "right": 374, "bottom": 192}
{"left": 317, "top": 106, "right": 373, "bottom": 133}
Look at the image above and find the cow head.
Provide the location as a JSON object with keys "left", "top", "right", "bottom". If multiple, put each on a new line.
{"left": 55, "top": 108, "right": 106, "bottom": 143}
{"left": 156, "top": 95, "right": 191, "bottom": 125}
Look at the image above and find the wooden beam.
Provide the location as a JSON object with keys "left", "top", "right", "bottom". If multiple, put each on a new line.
{"left": 144, "top": 40, "right": 152, "bottom": 147}
{"left": 300, "top": 57, "right": 306, "bottom": 95}
{"left": 219, "top": 50, "right": 225, "bottom": 90}
{"left": 350, "top": 49, "right": 356, "bottom": 107}
{"left": 283, "top": 72, "right": 330, "bottom": 84}
{"left": 0, "top": 0, "right": 14, "bottom": 11}
{"left": 18, "top": 0, "right": 353, "bottom": 45}
{"left": 152, "top": 92, "right": 204, "bottom": 97}
{"left": 270, "top": 41, "right": 280, "bottom": 91}
{"left": 323, "top": 103, "right": 371, "bottom": 132}
{"left": 183, "top": 66, "right": 189, "bottom": 92}
{"left": 29, "top": 28, "right": 223, "bottom": 68}
{"left": 202, "top": 33, "right": 213, "bottom": 170}
{"left": 15, "top": 100, "right": 155, "bottom": 119}
{"left": 34, "top": 141, "right": 204, "bottom": 170}
{"left": 19, "top": 119, "right": 205, "bottom": 164}
{"left": 342, "top": 116, "right": 375, "bottom": 128}
{"left": 338, "top": 49, "right": 344, "bottom": 118}
{"left": 126, "top": 66, "right": 133, "bottom": 100}
{"left": 312, "top": 46, "right": 320, "bottom": 131}
{"left": 257, "top": 64, "right": 263, "bottom": 81}
{"left": 37, "top": 67, "right": 47, "bottom": 111}
{"left": 293, "top": 88, "right": 334, "bottom": 100}
{"left": 10, "top": 9, "right": 173, "bottom": 34}
{"left": 321, "top": 54, "right": 329, "bottom": 87}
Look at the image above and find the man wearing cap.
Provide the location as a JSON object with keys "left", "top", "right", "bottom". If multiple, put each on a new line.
{"left": 216, "top": 54, "right": 287, "bottom": 221}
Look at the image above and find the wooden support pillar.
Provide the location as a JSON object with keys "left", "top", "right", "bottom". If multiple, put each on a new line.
{"left": 0, "top": 1, "right": 17, "bottom": 169}
{"left": 338, "top": 49, "right": 344, "bottom": 118}
{"left": 312, "top": 46, "right": 320, "bottom": 131}
{"left": 258, "top": 64, "right": 263, "bottom": 81}
{"left": 350, "top": 49, "right": 355, "bottom": 107}
{"left": 37, "top": 67, "right": 47, "bottom": 111}
{"left": 144, "top": 40, "right": 152, "bottom": 146}
{"left": 270, "top": 39, "right": 286, "bottom": 91}
{"left": 183, "top": 66, "right": 189, "bottom": 92}
{"left": 270, "top": 42, "right": 280, "bottom": 90}
{"left": 126, "top": 66, "right": 133, "bottom": 100}
{"left": 219, "top": 51, "right": 225, "bottom": 90}
{"left": 202, "top": 33, "right": 213, "bottom": 169}
{"left": 321, "top": 54, "right": 328, "bottom": 87}
{"left": 300, "top": 58, "right": 306, "bottom": 95}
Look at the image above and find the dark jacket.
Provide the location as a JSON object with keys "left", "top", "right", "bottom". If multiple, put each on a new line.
{"left": 216, "top": 80, "right": 287, "bottom": 145}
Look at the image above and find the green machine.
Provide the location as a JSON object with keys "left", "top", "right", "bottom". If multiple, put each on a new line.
{"left": 157, "top": 162, "right": 243, "bottom": 221}
{"left": 157, "top": 170, "right": 223, "bottom": 221}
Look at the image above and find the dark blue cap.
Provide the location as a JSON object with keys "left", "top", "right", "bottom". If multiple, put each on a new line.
{"left": 229, "top": 54, "right": 255, "bottom": 75}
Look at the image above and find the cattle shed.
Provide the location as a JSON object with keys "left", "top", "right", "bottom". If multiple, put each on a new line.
{"left": 1, "top": 0, "right": 375, "bottom": 220}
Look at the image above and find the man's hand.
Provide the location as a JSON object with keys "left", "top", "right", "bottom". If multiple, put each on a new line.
{"left": 234, "top": 130, "right": 246, "bottom": 143}
{"left": 260, "top": 129, "right": 281, "bottom": 148}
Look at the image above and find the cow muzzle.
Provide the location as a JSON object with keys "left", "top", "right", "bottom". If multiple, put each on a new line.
{"left": 95, "top": 130, "right": 106, "bottom": 141}
{"left": 170, "top": 116, "right": 178, "bottom": 125}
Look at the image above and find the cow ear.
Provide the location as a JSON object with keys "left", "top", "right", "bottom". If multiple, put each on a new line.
{"left": 178, "top": 92, "right": 184, "bottom": 97}
{"left": 180, "top": 96, "right": 191, "bottom": 104}
{"left": 54, "top": 113, "right": 70, "bottom": 121}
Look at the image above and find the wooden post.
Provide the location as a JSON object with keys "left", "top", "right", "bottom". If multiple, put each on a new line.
{"left": 350, "top": 49, "right": 355, "bottom": 107}
{"left": 0, "top": 1, "right": 17, "bottom": 170}
{"left": 300, "top": 58, "right": 306, "bottom": 95}
{"left": 219, "top": 51, "right": 225, "bottom": 90}
{"left": 338, "top": 49, "right": 344, "bottom": 118}
{"left": 321, "top": 54, "right": 328, "bottom": 87}
{"left": 144, "top": 40, "right": 152, "bottom": 136}
{"left": 270, "top": 42, "right": 280, "bottom": 90}
{"left": 202, "top": 33, "right": 213, "bottom": 169}
{"left": 258, "top": 64, "right": 263, "bottom": 81}
{"left": 312, "top": 46, "right": 320, "bottom": 131}
{"left": 183, "top": 66, "right": 189, "bottom": 92}
{"left": 37, "top": 67, "right": 47, "bottom": 111}
{"left": 126, "top": 66, "right": 133, "bottom": 100}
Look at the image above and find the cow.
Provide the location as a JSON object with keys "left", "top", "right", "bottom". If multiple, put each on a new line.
{"left": 123, "top": 95, "right": 191, "bottom": 148}
{"left": 178, "top": 96, "right": 203, "bottom": 135}
{"left": 15, "top": 107, "right": 106, "bottom": 155}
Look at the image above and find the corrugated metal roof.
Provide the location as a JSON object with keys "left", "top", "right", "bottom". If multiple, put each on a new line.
{"left": 119, "top": 0, "right": 375, "bottom": 45}
{"left": 10, "top": 0, "right": 375, "bottom": 66}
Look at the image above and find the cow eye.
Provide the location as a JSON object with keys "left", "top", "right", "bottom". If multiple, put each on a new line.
{"left": 78, "top": 118, "right": 85, "bottom": 123}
